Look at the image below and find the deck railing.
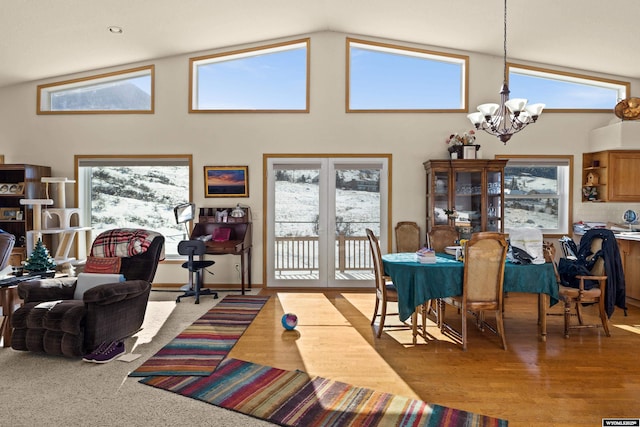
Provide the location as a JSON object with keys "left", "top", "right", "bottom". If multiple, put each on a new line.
{"left": 274, "top": 234, "right": 373, "bottom": 273}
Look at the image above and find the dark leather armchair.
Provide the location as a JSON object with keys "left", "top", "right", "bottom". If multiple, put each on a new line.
{"left": 0, "top": 232, "right": 16, "bottom": 271}
{"left": 11, "top": 229, "right": 164, "bottom": 357}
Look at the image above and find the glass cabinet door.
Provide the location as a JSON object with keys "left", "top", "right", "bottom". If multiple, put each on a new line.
{"left": 425, "top": 159, "right": 506, "bottom": 237}
{"left": 486, "top": 169, "right": 503, "bottom": 232}
{"left": 433, "top": 170, "right": 450, "bottom": 225}
{"left": 454, "top": 170, "right": 482, "bottom": 239}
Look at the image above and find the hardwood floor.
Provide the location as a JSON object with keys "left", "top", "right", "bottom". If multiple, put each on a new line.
{"left": 229, "top": 290, "right": 640, "bottom": 427}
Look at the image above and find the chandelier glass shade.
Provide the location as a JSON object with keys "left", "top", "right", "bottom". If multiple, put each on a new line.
{"left": 467, "top": 0, "right": 544, "bottom": 144}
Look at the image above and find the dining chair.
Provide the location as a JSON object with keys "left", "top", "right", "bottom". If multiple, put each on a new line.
{"left": 394, "top": 221, "right": 420, "bottom": 253}
{"left": 427, "top": 225, "right": 459, "bottom": 253}
{"left": 366, "top": 229, "right": 400, "bottom": 338}
{"left": 553, "top": 230, "right": 624, "bottom": 338}
{"left": 438, "top": 232, "right": 508, "bottom": 350}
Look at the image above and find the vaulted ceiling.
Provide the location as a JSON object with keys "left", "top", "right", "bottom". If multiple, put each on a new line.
{"left": 2, "top": 0, "right": 638, "bottom": 89}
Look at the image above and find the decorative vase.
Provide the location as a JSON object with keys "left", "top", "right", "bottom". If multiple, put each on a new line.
{"left": 464, "top": 144, "right": 481, "bottom": 159}
{"left": 448, "top": 144, "right": 481, "bottom": 159}
{"left": 448, "top": 145, "right": 463, "bottom": 159}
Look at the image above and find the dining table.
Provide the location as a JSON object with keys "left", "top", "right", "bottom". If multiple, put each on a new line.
{"left": 382, "top": 252, "right": 560, "bottom": 341}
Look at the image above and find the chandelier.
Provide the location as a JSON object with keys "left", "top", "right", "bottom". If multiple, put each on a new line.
{"left": 466, "top": 0, "right": 545, "bottom": 144}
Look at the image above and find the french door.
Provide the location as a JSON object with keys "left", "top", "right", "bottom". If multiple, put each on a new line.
{"left": 266, "top": 156, "right": 390, "bottom": 288}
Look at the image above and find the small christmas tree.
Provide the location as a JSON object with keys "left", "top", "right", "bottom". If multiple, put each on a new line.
{"left": 24, "top": 239, "right": 56, "bottom": 273}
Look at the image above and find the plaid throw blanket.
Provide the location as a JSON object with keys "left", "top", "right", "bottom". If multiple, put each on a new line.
{"left": 91, "top": 228, "right": 163, "bottom": 258}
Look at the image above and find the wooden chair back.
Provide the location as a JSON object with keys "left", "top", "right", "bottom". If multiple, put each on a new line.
{"left": 587, "top": 238, "right": 606, "bottom": 276}
{"left": 543, "top": 241, "right": 562, "bottom": 284}
{"left": 394, "top": 221, "right": 420, "bottom": 253}
{"left": 464, "top": 232, "right": 508, "bottom": 308}
{"left": 428, "top": 225, "right": 459, "bottom": 253}
{"left": 366, "top": 229, "right": 386, "bottom": 297}
{"left": 557, "top": 234, "right": 610, "bottom": 338}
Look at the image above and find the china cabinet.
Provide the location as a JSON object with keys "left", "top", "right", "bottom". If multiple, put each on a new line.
{"left": 424, "top": 159, "right": 507, "bottom": 240}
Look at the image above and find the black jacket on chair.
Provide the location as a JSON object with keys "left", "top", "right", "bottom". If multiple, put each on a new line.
{"left": 558, "top": 229, "right": 625, "bottom": 318}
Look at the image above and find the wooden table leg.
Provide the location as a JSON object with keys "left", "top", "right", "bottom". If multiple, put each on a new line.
{"left": 411, "top": 310, "right": 418, "bottom": 345}
{"left": 538, "top": 293, "right": 547, "bottom": 342}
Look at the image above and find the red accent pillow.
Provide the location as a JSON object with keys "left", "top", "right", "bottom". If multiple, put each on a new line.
{"left": 84, "top": 256, "right": 121, "bottom": 274}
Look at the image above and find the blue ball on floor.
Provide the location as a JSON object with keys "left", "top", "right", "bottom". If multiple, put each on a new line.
{"left": 281, "top": 313, "right": 298, "bottom": 330}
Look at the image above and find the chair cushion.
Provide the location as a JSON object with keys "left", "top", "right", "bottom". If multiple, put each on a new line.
{"left": 84, "top": 256, "right": 122, "bottom": 274}
{"left": 73, "top": 273, "right": 125, "bottom": 300}
{"left": 385, "top": 283, "right": 398, "bottom": 301}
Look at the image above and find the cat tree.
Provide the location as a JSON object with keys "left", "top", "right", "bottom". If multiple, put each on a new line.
{"left": 21, "top": 177, "right": 91, "bottom": 274}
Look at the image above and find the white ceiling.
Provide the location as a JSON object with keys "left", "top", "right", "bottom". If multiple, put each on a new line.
{"left": 2, "top": 0, "right": 638, "bottom": 89}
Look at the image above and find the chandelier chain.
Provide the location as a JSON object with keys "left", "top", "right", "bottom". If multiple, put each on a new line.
{"left": 465, "top": 0, "right": 544, "bottom": 144}
{"left": 503, "top": 0, "right": 508, "bottom": 83}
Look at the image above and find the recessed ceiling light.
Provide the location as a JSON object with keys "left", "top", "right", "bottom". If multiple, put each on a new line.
{"left": 108, "top": 26, "right": 123, "bottom": 34}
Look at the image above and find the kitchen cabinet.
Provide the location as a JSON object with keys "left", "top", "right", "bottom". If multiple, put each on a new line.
{"left": 617, "top": 237, "right": 640, "bottom": 305}
{"left": 424, "top": 159, "right": 507, "bottom": 239}
{"left": 583, "top": 150, "right": 640, "bottom": 202}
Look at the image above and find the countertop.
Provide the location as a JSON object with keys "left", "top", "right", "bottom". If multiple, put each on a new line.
{"left": 574, "top": 222, "right": 640, "bottom": 241}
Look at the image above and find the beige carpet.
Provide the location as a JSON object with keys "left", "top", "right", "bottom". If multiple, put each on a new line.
{"left": 0, "top": 289, "right": 274, "bottom": 427}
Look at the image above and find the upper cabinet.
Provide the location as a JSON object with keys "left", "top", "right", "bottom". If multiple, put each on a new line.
{"left": 424, "top": 159, "right": 507, "bottom": 240}
{"left": 582, "top": 150, "right": 640, "bottom": 202}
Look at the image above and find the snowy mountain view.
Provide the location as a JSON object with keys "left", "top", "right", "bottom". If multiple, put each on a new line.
{"left": 86, "top": 165, "right": 557, "bottom": 262}
{"left": 274, "top": 169, "right": 381, "bottom": 237}
{"left": 504, "top": 171, "right": 559, "bottom": 230}
{"left": 89, "top": 166, "right": 189, "bottom": 255}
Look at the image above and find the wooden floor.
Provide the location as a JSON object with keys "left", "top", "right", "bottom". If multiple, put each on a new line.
{"left": 229, "top": 290, "right": 640, "bottom": 427}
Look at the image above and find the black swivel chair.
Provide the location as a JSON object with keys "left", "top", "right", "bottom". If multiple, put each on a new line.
{"left": 176, "top": 240, "right": 218, "bottom": 304}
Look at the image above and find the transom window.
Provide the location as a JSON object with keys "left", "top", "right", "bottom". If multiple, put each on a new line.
{"left": 38, "top": 66, "right": 154, "bottom": 114}
{"left": 497, "top": 155, "right": 573, "bottom": 235}
{"left": 190, "top": 38, "right": 309, "bottom": 112}
{"left": 347, "top": 38, "right": 468, "bottom": 112}
{"left": 75, "top": 155, "right": 192, "bottom": 258}
{"left": 508, "top": 64, "right": 629, "bottom": 112}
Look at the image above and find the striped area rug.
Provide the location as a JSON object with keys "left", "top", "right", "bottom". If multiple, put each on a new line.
{"left": 129, "top": 295, "right": 269, "bottom": 377}
{"left": 140, "top": 358, "right": 508, "bottom": 427}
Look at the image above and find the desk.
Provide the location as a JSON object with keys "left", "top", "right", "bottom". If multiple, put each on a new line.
{"left": 382, "top": 252, "right": 559, "bottom": 340}
{"left": 190, "top": 208, "right": 252, "bottom": 295}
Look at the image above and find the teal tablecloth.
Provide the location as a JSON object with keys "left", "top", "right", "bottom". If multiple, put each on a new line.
{"left": 382, "top": 252, "right": 560, "bottom": 322}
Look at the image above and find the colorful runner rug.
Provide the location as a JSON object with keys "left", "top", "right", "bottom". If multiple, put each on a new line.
{"left": 129, "top": 295, "right": 269, "bottom": 377}
{"left": 140, "top": 358, "right": 508, "bottom": 427}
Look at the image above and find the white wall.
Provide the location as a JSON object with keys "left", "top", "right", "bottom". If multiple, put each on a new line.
{"left": 1, "top": 30, "right": 639, "bottom": 285}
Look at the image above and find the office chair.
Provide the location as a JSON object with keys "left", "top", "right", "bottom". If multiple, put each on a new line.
{"left": 176, "top": 239, "right": 217, "bottom": 304}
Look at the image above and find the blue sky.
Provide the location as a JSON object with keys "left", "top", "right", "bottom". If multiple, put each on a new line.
{"left": 349, "top": 47, "right": 463, "bottom": 110}
{"left": 196, "top": 48, "right": 307, "bottom": 110}
{"left": 509, "top": 73, "right": 618, "bottom": 109}
{"left": 191, "top": 41, "right": 620, "bottom": 111}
